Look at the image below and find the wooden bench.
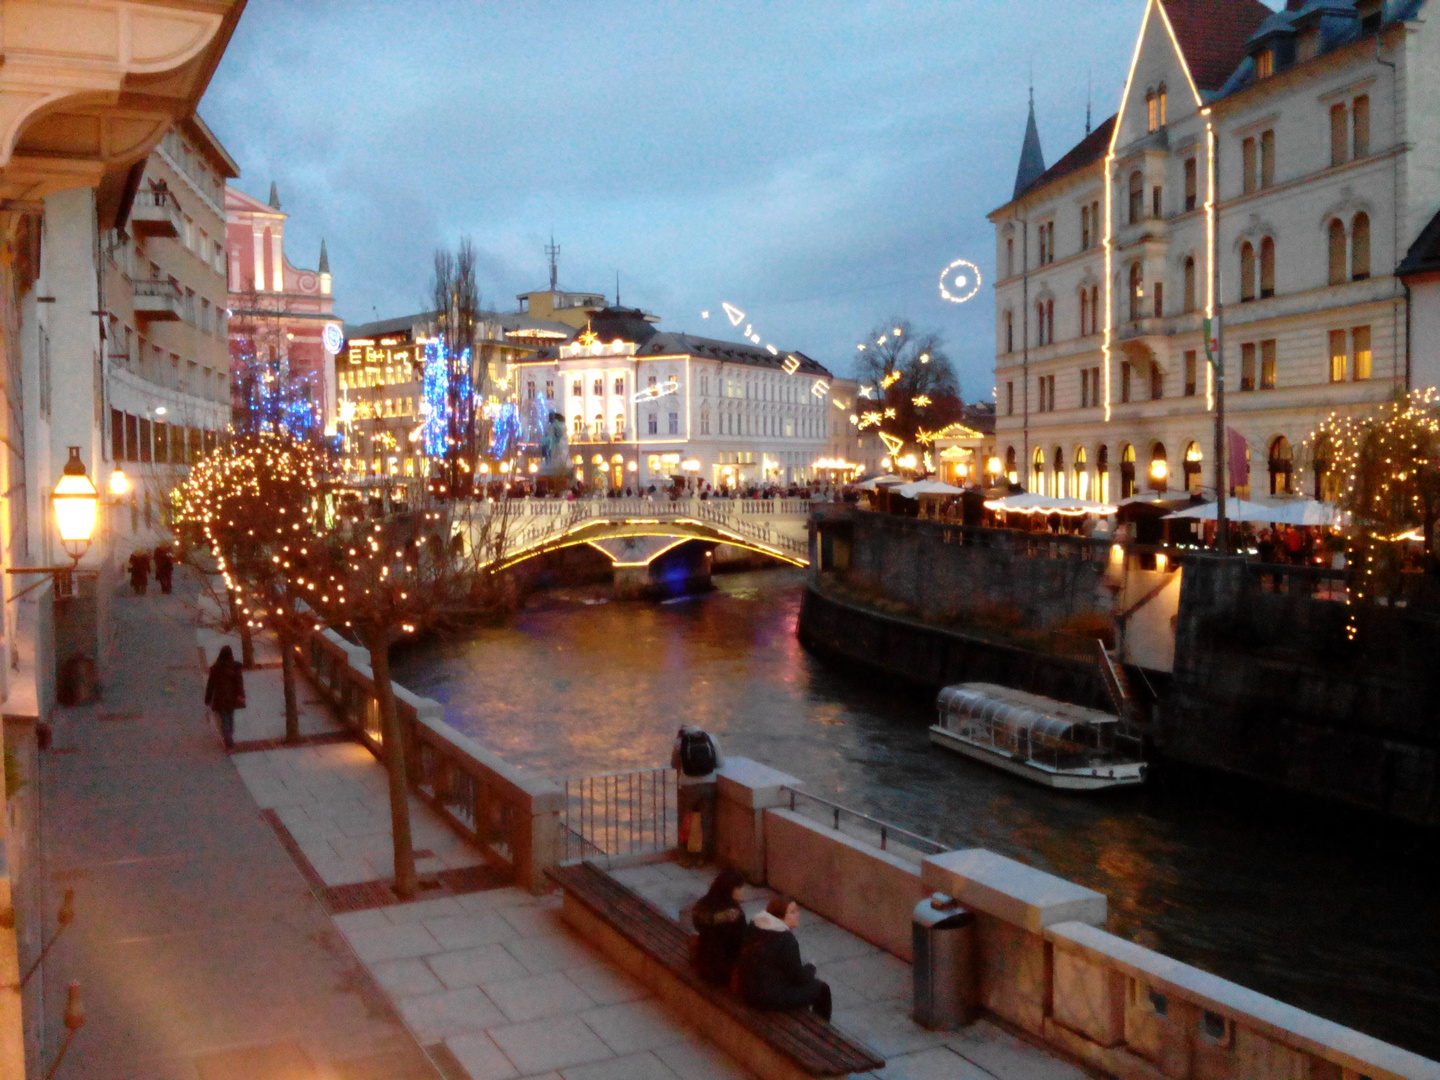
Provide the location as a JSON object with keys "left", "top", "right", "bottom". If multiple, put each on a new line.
{"left": 549, "top": 863, "right": 885, "bottom": 1079}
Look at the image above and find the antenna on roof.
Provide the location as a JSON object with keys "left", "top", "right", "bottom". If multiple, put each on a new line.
{"left": 545, "top": 234, "right": 560, "bottom": 291}
{"left": 1086, "top": 68, "right": 1092, "bottom": 135}
{"left": 615, "top": 271, "right": 620, "bottom": 308}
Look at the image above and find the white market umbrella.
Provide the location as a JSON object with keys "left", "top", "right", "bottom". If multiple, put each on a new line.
{"left": 1264, "top": 499, "right": 1345, "bottom": 527}
{"left": 858, "top": 474, "right": 905, "bottom": 491}
{"left": 1164, "top": 498, "right": 1282, "bottom": 524}
{"left": 894, "top": 480, "right": 965, "bottom": 499}
{"left": 984, "top": 492, "right": 1118, "bottom": 515}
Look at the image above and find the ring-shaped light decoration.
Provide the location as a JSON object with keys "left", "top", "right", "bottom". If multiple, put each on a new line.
{"left": 939, "top": 258, "right": 982, "bottom": 304}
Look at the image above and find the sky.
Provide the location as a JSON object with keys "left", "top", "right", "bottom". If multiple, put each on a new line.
{"left": 200, "top": 1, "right": 1271, "bottom": 401}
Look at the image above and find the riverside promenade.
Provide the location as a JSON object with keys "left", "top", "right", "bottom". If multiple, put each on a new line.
{"left": 29, "top": 565, "right": 1092, "bottom": 1080}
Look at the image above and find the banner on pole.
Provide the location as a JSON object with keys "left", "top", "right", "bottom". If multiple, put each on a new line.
{"left": 1203, "top": 316, "right": 1221, "bottom": 366}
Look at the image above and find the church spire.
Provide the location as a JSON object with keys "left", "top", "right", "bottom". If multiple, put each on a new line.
{"left": 1013, "top": 90, "right": 1047, "bottom": 199}
{"left": 268, "top": 180, "right": 281, "bottom": 209}
{"left": 318, "top": 238, "right": 329, "bottom": 274}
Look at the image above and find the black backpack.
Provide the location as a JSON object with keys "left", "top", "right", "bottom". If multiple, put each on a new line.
{"left": 679, "top": 730, "right": 717, "bottom": 777}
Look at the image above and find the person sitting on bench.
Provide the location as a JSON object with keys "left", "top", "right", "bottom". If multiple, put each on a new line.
{"left": 736, "top": 893, "right": 832, "bottom": 1022}
{"left": 691, "top": 868, "right": 747, "bottom": 986}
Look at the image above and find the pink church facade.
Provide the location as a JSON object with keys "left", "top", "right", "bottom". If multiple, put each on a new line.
{"left": 225, "top": 183, "right": 342, "bottom": 433}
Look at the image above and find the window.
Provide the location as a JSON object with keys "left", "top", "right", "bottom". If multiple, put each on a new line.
{"left": 1328, "top": 220, "right": 1347, "bottom": 285}
{"left": 647, "top": 413, "right": 658, "bottom": 435}
{"left": 1150, "top": 360, "right": 1163, "bottom": 400}
{"left": 1329, "top": 329, "right": 1348, "bottom": 382}
{"left": 1146, "top": 89, "right": 1157, "bottom": 133}
{"left": 1032, "top": 447, "right": 1045, "bottom": 493}
{"left": 1330, "top": 103, "right": 1348, "bottom": 167}
{"left": 1097, "top": 445, "right": 1110, "bottom": 503}
{"left": 1038, "top": 222, "right": 1054, "bottom": 265}
{"left": 1121, "top": 361, "right": 1132, "bottom": 403}
{"left": 1184, "top": 442, "right": 1203, "bottom": 491}
{"left": 1079, "top": 289, "right": 1089, "bottom": 337}
{"left": 1152, "top": 185, "right": 1163, "bottom": 218}
{"left": 668, "top": 412, "right": 679, "bottom": 435}
{"left": 1184, "top": 158, "right": 1198, "bottom": 212}
{"left": 1129, "top": 171, "right": 1143, "bottom": 225}
{"left": 1158, "top": 83, "right": 1167, "bottom": 127}
{"left": 1054, "top": 447, "right": 1066, "bottom": 498}
{"left": 593, "top": 378, "right": 603, "bottom": 396}
{"left": 1129, "top": 262, "right": 1144, "bottom": 321}
{"left": 1242, "top": 137, "right": 1257, "bottom": 194}
{"left": 1006, "top": 381, "right": 1014, "bottom": 416}
{"left": 1006, "top": 236, "right": 1014, "bottom": 277}
{"left": 699, "top": 412, "right": 709, "bottom": 435}
{"left": 593, "top": 413, "right": 605, "bottom": 435}
{"left": 1183, "top": 257, "right": 1196, "bottom": 313}
{"left": 1256, "top": 49, "right": 1274, "bottom": 79}
{"left": 1260, "top": 339, "right": 1277, "bottom": 389}
{"left": 1260, "top": 236, "right": 1275, "bottom": 298}
{"left": 1260, "top": 129, "right": 1275, "bottom": 188}
{"left": 1353, "top": 325, "right": 1372, "bottom": 380}
{"left": 1081, "top": 367, "right": 1091, "bottom": 408}
{"left": 1149, "top": 443, "right": 1168, "bottom": 492}
{"left": 1081, "top": 205, "right": 1091, "bottom": 250}
{"left": 1005, "top": 311, "right": 1014, "bottom": 352}
{"left": 614, "top": 376, "right": 625, "bottom": 395}
{"left": 1006, "top": 447, "right": 1017, "bottom": 481}
{"left": 1046, "top": 299, "right": 1054, "bottom": 344}
{"left": 526, "top": 380, "right": 535, "bottom": 400}
{"left": 1353, "top": 95, "right": 1370, "bottom": 157}
{"left": 1091, "top": 286, "right": 1100, "bottom": 334}
{"left": 1241, "top": 342, "right": 1256, "bottom": 391}
{"left": 572, "top": 379, "right": 582, "bottom": 397}
{"left": 1120, "top": 443, "right": 1136, "bottom": 498}
{"left": 1184, "top": 350, "right": 1198, "bottom": 396}
{"left": 1240, "top": 242, "right": 1256, "bottom": 302}
{"left": 1269, "top": 437, "right": 1293, "bottom": 496}
{"left": 1154, "top": 281, "right": 1164, "bottom": 318}
{"left": 1092, "top": 365, "right": 1101, "bottom": 405}
{"left": 1351, "top": 212, "right": 1371, "bottom": 280}
{"left": 573, "top": 414, "right": 585, "bottom": 436}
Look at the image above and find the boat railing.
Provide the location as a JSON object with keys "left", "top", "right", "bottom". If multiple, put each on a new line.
{"left": 783, "top": 787, "right": 946, "bottom": 863}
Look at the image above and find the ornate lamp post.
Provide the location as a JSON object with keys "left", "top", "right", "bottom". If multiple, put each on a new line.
{"left": 53, "top": 447, "right": 99, "bottom": 564}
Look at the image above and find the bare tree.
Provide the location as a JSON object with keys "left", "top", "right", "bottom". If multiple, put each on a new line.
{"left": 853, "top": 318, "right": 963, "bottom": 455}
{"left": 431, "top": 240, "right": 484, "bottom": 493}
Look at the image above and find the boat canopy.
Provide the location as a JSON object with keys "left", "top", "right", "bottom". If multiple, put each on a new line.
{"left": 937, "top": 683, "right": 1118, "bottom": 739}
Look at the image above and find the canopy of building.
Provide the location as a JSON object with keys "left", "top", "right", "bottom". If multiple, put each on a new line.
{"left": 984, "top": 492, "right": 1117, "bottom": 516}
{"left": 1165, "top": 499, "right": 1290, "bottom": 524}
{"left": 894, "top": 480, "right": 965, "bottom": 499}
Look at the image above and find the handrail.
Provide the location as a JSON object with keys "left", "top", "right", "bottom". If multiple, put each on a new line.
{"left": 784, "top": 787, "right": 947, "bottom": 856}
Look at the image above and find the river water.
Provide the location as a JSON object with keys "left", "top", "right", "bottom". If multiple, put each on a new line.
{"left": 393, "top": 568, "right": 1440, "bottom": 1058}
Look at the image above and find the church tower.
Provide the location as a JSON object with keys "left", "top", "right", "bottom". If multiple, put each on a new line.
{"left": 1013, "top": 93, "right": 1046, "bottom": 199}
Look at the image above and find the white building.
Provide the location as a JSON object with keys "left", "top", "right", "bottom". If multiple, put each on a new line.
{"left": 512, "top": 308, "right": 838, "bottom": 490}
{"left": 990, "top": 0, "right": 1438, "bottom": 504}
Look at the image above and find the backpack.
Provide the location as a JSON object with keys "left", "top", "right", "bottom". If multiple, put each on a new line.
{"left": 679, "top": 730, "right": 717, "bottom": 777}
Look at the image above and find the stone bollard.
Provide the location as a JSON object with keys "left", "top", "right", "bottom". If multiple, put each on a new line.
{"left": 714, "top": 757, "right": 803, "bottom": 885}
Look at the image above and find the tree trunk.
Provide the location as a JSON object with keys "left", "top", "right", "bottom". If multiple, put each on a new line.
{"left": 228, "top": 585, "right": 255, "bottom": 668}
{"left": 279, "top": 625, "right": 300, "bottom": 743}
{"left": 364, "top": 624, "right": 417, "bottom": 899}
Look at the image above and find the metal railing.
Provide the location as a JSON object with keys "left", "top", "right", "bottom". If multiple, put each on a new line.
{"left": 559, "top": 767, "right": 677, "bottom": 865}
{"left": 784, "top": 788, "right": 946, "bottom": 862}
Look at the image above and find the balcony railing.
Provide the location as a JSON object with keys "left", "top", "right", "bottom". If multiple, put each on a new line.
{"left": 132, "top": 278, "right": 183, "bottom": 322}
{"left": 130, "top": 189, "right": 182, "bottom": 238}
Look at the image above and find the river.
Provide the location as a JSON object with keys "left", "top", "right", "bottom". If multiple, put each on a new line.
{"left": 393, "top": 568, "right": 1440, "bottom": 1058}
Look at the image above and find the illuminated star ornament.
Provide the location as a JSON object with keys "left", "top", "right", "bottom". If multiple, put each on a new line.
{"left": 939, "top": 258, "right": 982, "bottom": 304}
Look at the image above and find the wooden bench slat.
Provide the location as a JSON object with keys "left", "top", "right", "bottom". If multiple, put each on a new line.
{"left": 550, "top": 863, "right": 885, "bottom": 1076}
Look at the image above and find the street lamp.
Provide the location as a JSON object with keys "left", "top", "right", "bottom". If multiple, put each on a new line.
{"left": 109, "top": 468, "right": 130, "bottom": 497}
{"left": 53, "top": 447, "right": 98, "bottom": 564}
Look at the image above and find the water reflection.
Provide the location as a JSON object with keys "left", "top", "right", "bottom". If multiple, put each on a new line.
{"left": 394, "top": 569, "right": 1440, "bottom": 1058}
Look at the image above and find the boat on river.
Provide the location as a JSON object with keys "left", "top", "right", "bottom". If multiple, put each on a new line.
{"left": 930, "top": 682, "right": 1146, "bottom": 791}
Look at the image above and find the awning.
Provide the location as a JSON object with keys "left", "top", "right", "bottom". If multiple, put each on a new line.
{"left": 984, "top": 492, "right": 1118, "bottom": 515}
{"left": 894, "top": 480, "right": 965, "bottom": 499}
{"left": 1165, "top": 498, "right": 1308, "bottom": 524}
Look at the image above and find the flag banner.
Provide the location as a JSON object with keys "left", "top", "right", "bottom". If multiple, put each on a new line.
{"left": 1227, "top": 427, "right": 1250, "bottom": 490}
{"left": 1203, "top": 316, "right": 1221, "bottom": 366}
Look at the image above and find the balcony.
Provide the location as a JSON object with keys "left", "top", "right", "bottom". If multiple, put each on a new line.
{"left": 130, "top": 189, "right": 183, "bottom": 239}
{"left": 133, "top": 278, "right": 183, "bottom": 323}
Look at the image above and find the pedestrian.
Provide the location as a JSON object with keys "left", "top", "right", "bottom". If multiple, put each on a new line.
{"left": 672, "top": 724, "right": 723, "bottom": 867}
{"left": 736, "top": 894, "right": 832, "bottom": 1021}
{"left": 690, "top": 868, "right": 747, "bottom": 987}
{"left": 204, "top": 644, "right": 246, "bottom": 749}
{"left": 128, "top": 548, "right": 151, "bottom": 595}
{"left": 153, "top": 543, "right": 175, "bottom": 595}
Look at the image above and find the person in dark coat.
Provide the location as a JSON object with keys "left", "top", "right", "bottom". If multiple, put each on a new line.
{"left": 204, "top": 645, "right": 246, "bottom": 749}
{"left": 153, "top": 544, "right": 175, "bottom": 594}
{"left": 128, "top": 549, "right": 151, "bottom": 595}
{"left": 691, "top": 868, "right": 747, "bottom": 987}
{"left": 737, "top": 894, "right": 832, "bottom": 1021}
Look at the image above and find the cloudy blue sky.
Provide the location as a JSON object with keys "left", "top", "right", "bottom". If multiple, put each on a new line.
{"left": 200, "top": 1, "right": 1271, "bottom": 400}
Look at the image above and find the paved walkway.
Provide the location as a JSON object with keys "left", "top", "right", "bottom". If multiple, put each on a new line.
{"left": 615, "top": 864, "right": 1087, "bottom": 1080}
{"left": 39, "top": 569, "right": 441, "bottom": 1079}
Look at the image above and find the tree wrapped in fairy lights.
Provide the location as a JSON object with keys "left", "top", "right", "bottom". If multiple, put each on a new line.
{"left": 289, "top": 491, "right": 515, "bottom": 897}
{"left": 176, "top": 431, "right": 329, "bottom": 741}
{"left": 1312, "top": 387, "right": 1440, "bottom": 630}
{"left": 852, "top": 317, "right": 963, "bottom": 460}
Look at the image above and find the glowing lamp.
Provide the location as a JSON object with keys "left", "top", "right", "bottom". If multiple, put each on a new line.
{"left": 626, "top": 461, "right": 638, "bottom": 472}
{"left": 53, "top": 447, "right": 98, "bottom": 563}
{"left": 987, "top": 456, "right": 1002, "bottom": 475}
{"left": 528, "top": 462, "right": 539, "bottom": 474}
{"left": 479, "top": 462, "right": 491, "bottom": 474}
{"left": 682, "top": 459, "right": 700, "bottom": 472}
{"left": 108, "top": 468, "right": 130, "bottom": 497}
{"left": 1149, "top": 459, "right": 1169, "bottom": 481}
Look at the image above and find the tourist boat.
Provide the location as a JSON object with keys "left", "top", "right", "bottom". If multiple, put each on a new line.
{"left": 930, "top": 682, "right": 1146, "bottom": 791}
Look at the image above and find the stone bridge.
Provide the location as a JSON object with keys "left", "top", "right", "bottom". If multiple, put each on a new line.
{"left": 481, "top": 497, "right": 812, "bottom": 596}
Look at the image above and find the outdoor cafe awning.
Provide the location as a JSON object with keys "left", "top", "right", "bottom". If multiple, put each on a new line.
{"left": 983, "top": 492, "right": 1118, "bottom": 516}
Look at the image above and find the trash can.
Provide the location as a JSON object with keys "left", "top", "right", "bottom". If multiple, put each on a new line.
{"left": 912, "top": 892, "right": 977, "bottom": 1030}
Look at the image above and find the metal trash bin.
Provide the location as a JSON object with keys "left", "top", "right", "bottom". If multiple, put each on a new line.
{"left": 912, "top": 892, "right": 977, "bottom": 1030}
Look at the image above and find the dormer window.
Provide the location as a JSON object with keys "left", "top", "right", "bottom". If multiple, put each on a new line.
{"left": 1146, "top": 90, "right": 1157, "bottom": 133}
{"left": 1256, "top": 49, "right": 1274, "bottom": 79}
{"left": 1157, "top": 84, "right": 1168, "bottom": 127}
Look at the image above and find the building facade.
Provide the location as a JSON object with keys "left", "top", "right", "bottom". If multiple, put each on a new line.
{"left": 225, "top": 184, "right": 341, "bottom": 435}
{"left": 990, "top": 0, "right": 1438, "bottom": 505}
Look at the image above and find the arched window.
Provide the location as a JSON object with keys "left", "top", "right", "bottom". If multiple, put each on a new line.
{"left": 1005, "top": 310, "right": 1014, "bottom": 352}
{"left": 1239, "top": 242, "right": 1256, "bottom": 302}
{"left": 1312, "top": 434, "right": 1340, "bottom": 501}
{"left": 1328, "top": 219, "right": 1347, "bottom": 285}
{"left": 1149, "top": 443, "right": 1169, "bottom": 492}
{"left": 1036, "top": 301, "right": 1046, "bottom": 345}
{"left": 593, "top": 413, "right": 605, "bottom": 436}
{"left": 1183, "top": 256, "right": 1196, "bottom": 313}
{"left": 1158, "top": 83, "right": 1168, "bottom": 127}
{"left": 1096, "top": 445, "right": 1110, "bottom": 504}
{"left": 1120, "top": 443, "right": 1137, "bottom": 499}
{"left": 1005, "top": 446, "right": 1017, "bottom": 482}
{"left": 1074, "top": 447, "right": 1089, "bottom": 500}
{"left": 1046, "top": 299, "right": 1054, "bottom": 344}
{"left": 1146, "top": 89, "right": 1157, "bottom": 133}
{"left": 1032, "top": 447, "right": 1046, "bottom": 494}
{"left": 1268, "top": 436, "right": 1293, "bottom": 495}
{"left": 572, "top": 414, "right": 585, "bottom": 436}
{"left": 1260, "top": 236, "right": 1275, "bottom": 298}
{"left": 1129, "top": 171, "right": 1144, "bottom": 225}
{"left": 1091, "top": 286, "right": 1100, "bottom": 334}
{"left": 1184, "top": 442, "right": 1203, "bottom": 492}
{"left": 1079, "top": 288, "right": 1089, "bottom": 336}
{"left": 614, "top": 413, "right": 626, "bottom": 437}
{"left": 1351, "top": 212, "right": 1371, "bottom": 280}
{"left": 1129, "top": 262, "right": 1144, "bottom": 321}
{"left": 1054, "top": 447, "right": 1066, "bottom": 498}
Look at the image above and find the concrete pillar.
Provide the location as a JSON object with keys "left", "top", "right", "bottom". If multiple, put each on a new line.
{"left": 714, "top": 757, "right": 803, "bottom": 885}
{"left": 613, "top": 565, "right": 650, "bottom": 600}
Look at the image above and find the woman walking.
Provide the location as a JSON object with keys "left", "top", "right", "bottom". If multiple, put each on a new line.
{"left": 204, "top": 645, "right": 246, "bottom": 749}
